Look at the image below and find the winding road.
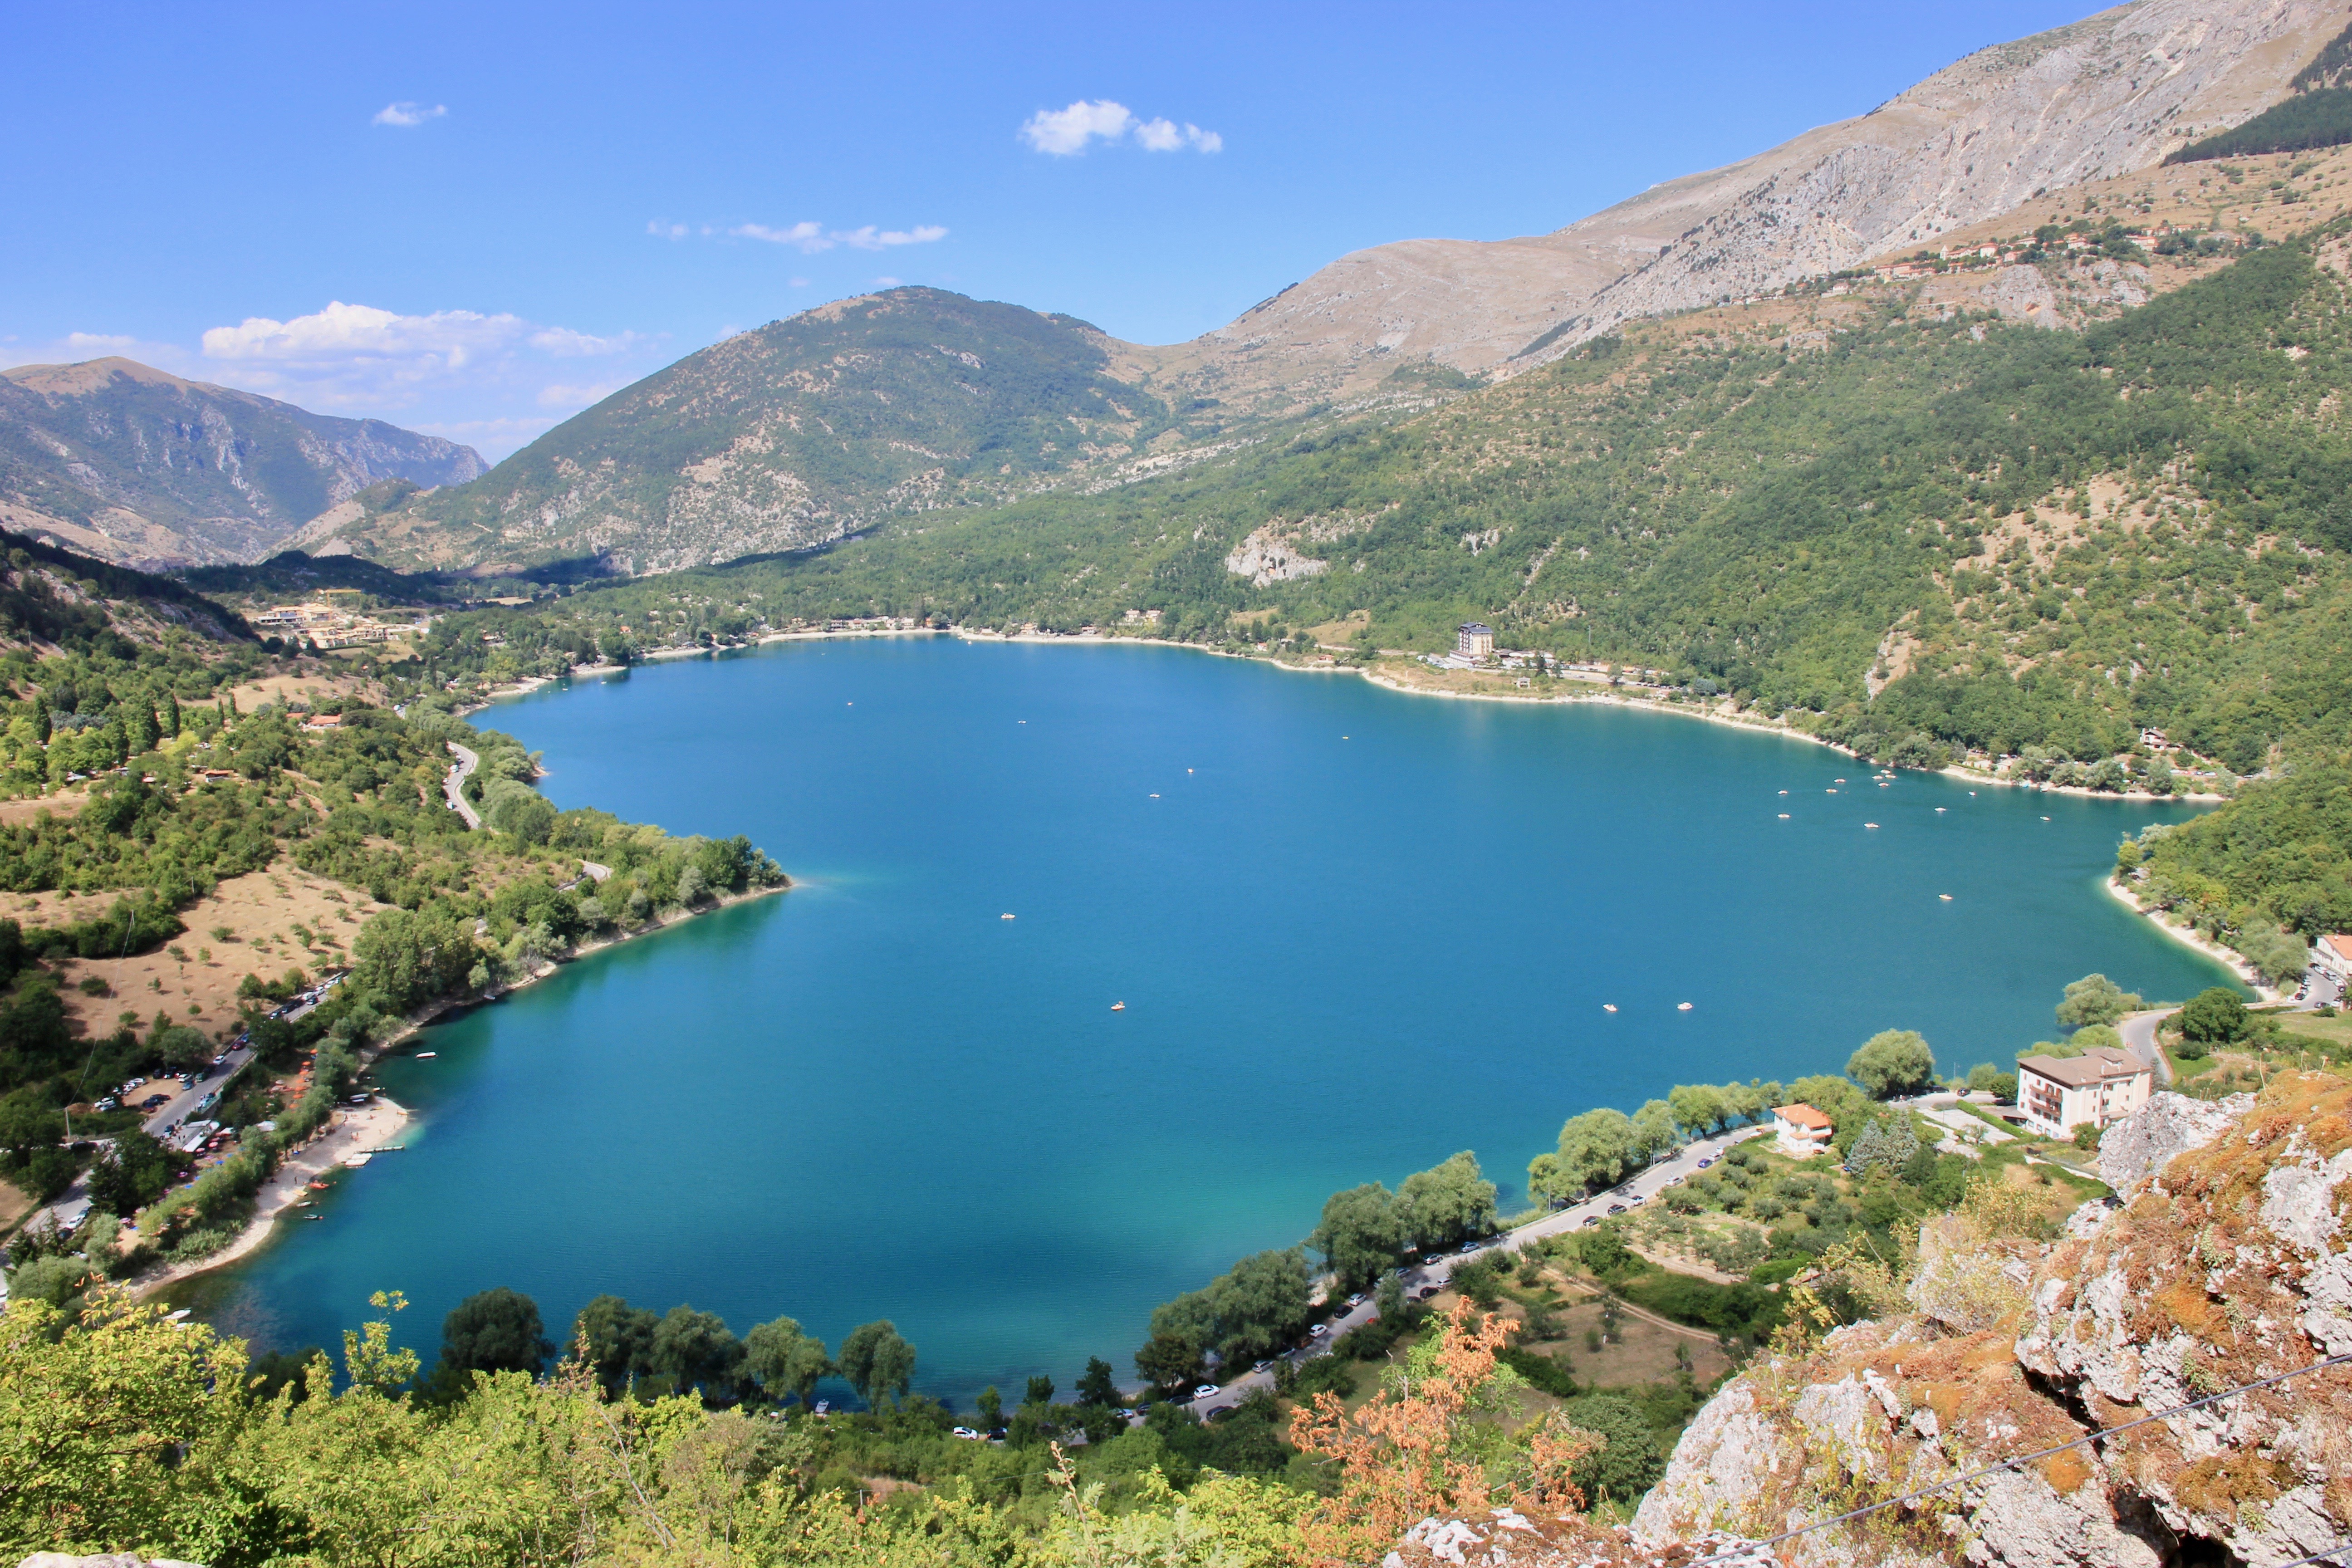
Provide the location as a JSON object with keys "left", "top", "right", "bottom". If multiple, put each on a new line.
{"left": 1176, "top": 1123, "right": 1771, "bottom": 1417}
{"left": 2119, "top": 1008, "right": 2177, "bottom": 1086}
{"left": 443, "top": 742, "right": 481, "bottom": 830}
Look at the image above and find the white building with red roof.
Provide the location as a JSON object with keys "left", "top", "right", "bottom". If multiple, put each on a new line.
{"left": 1772, "top": 1103, "right": 1834, "bottom": 1159}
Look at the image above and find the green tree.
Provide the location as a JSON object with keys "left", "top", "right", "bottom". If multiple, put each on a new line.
{"left": 0, "top": 1089, "right": 61, "bottom": 1161}
{"left": 976, "top": 1384, "right": 1004, "bottom": 1428}
{"left": 2057, "top": 973, "right": 2142, "bottom": 1029}
{"left": 1565, "top": 1394, "right": 1665, "bottom": 1501}
{"left": 1631, "top": 1098, "right": 1679, "bottom": 1161}
{"left": 1540, "top": 1107, "right": 1638, "bottom": 1198}
{"left": 1668, "top": 1083, "right": 1727, "bottom": 1135}
{"left": 1076, "top": 1356, "right": 1120, "bottom": 1408}
{"left": 836, "top": 1319, "right": 916, "bottom": 1407}
{"left": 1847, "top": 1029, "right": 1936, "bottom": 1098}
{"left": 437, "top": 1287, "right": 552, "bottom": 1378}
{"left": 571, "top": 1294, "right": 657, "bottom": 1387}
{"left": 743, "top": 1314, "right": 832, "bottom": 1407}
{"left": 2179, "top": 986, "right": 2250, "bottom": 1045}
{"left": 1024, "top": 1374, "right": 1054, "bottom": 1407}
{"left": 1397, "top": 1152, "right": 1497, "bottom": 1252}
{"left": 1311, "top": 1182, "right": 1405, "bottom": 1293}
{"left": 1134, "top": 1331, "right": 1205, "bottom": 1393}
{"left": 649, "top": 1305, "right": 745, "bottom": 1399}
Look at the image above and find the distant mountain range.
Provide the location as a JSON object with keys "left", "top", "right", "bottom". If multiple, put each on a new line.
{"left": 12, "top": 0, "right": 2351, "bottom": 583}
{"left": 0, "top": 358, "right": 485, "bottom": 570}
{"left": 294, "top": 0, "right": 2352, "bottom": 578}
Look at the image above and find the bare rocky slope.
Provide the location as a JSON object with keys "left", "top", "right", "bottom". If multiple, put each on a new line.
{"left": 0, "top": 358, "right": 486, "bottom": 571}
{"left": 1153, "top": 0, "right": 2352, "bottom": 417}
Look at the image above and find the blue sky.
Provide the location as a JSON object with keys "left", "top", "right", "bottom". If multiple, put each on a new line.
{"left": 4, "top": 0, "right": 2097, "bottom": 457}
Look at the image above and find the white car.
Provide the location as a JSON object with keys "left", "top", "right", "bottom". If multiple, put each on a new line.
{"left": 1192, "top": 1383, "right": 1218, "bottom": 1400}
{"left": 1308, "top": 1323, "right": 1328, "bottom": 1337}
{"left": 951, "top": 1426, "right": 982, "bottom": 1440}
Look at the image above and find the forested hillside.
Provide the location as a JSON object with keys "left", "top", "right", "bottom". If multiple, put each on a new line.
{"left": 321, "top": 289, "right": 1190, "bottom": 576}
{"left": 392, "top": 223, "right": 2352, "bottom": 781}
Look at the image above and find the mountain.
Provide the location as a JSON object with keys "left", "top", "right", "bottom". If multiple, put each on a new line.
{"left": 294, "top": 289, "right": 1177, "bottom": 575}
{"left": 328, "top": 0, "right": 2352, "bottom": 580}
{"left": 0, "top": 358, "right": 487, "bottom": 571}
{"left": 1151, "top": 0, "right": 2352, "bottom": 416}
{"left": 0, "top": 524, "right": 252, "bottom": 649}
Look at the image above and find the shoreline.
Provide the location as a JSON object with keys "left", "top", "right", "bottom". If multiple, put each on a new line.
{"left": 133, "top": 1096, "right": 411, "bottom": 1298}
{"left": 135, "top": 882, "right": 789, "bottom": 1292}
{"left": 2100, "top": 876, "right": 2278, "bottom": 1000}
{"left": 456, "top": 630, "right": 2222, "bottom": 808}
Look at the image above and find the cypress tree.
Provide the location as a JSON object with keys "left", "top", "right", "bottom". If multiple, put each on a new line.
{"left": 161, "top": 692, "right": 181, "bottom": 738}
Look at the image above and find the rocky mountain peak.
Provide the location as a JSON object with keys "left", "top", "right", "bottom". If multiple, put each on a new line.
{"left": 1150, "top": 0, "right": 2352, "bottom": 416}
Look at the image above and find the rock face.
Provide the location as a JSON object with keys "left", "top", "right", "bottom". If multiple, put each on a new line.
{"left": 1156, "top": 0, "right": 2352, "bottom": 415}
{"left": 0, "top": 358, "right": 485, "bottom": 569}
{"left": 1632, "top": 1081, "right": 2352, "bottom": 1568}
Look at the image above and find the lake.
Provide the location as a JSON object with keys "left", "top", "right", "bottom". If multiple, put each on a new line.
{"left": 190, "top": 637, "right": 2230, "bottom": 1402}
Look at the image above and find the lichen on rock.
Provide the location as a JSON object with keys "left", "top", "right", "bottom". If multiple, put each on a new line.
{"left": 1626, "top": 1080, "right": 2352, "bottom": 1568}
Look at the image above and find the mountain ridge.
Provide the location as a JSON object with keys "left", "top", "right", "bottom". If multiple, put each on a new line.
{"left": 1142, "top": 0, "right": 2352, "bottom": 415}
{"left": 0, "top": 356, "right": 487, "bottom": 572}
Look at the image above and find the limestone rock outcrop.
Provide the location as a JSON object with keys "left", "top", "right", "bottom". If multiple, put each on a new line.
{"left": 1628, "top": 1081, "right": 2352, "bottom": 1568}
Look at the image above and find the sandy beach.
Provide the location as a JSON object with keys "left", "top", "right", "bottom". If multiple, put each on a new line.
{"left": 2101, "top": 876, "right": 2278, "bottom": 1000}
{"left": 133, "top": 1095, "right": 410, "bottom": 1297}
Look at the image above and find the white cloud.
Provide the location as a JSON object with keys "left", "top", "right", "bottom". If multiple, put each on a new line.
{"left": 1021, "top": 99, "right": 1134, "bottom": 155}
{"left": 871, "top": 276, "right": 904, "bottom": 289}
{"left": 789, "top": 277, "right": 811, "bottom": 288}
{"left": 372, "top": 101, "right": 447, "bottom": 127}
{"left": 723, "top": 220, "right": 947, "bottom": 253}
{"left": 1021, "top": 100, "right": 1221, "bottom": 155}
{"left": 732, "top": 220, "right": 827, "bottom": 250}
{"left": 189, "top": 299, "right": 655, "bottom": 457}
{"left": 648, "top": 220, "right": 689, "bottom": 240}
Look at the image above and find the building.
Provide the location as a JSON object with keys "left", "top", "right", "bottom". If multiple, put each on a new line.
{"left": 1772, "top": 1103, "right": 1834, "bottom": 1159}
{"left": 2015, "top": 1047, "right": 2153, "bottom": 1137}
{"left": 1456, "top": 623, "right": 1494, "bottom": 659}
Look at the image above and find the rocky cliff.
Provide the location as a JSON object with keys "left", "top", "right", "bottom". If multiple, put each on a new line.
{"left": 1624, "top": 1077, "right": 2351, "bottom": 1568}
{"left": 1156, "top": 0, "right": 2352, "bottom": 416}
{"left": 0, "top": 358, "right": 486, "bottom": 569}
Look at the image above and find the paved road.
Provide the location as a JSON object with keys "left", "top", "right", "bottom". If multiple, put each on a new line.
{"left": 2119, "top": 1008, "right": 2177, "bottom": 1086}
{"left": 1176, "top": 1123, "right": 1771, "bottom": 1417}
{"left": 17, "top": 1040, "right": 259, "bottom": 1240}
{"left": 444, "top": 742, "right": 482, "bottom": 830}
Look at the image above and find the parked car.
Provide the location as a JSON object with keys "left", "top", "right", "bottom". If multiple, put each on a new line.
{"left": 1664, "top": 1175, "right": 1685, "bottom": 1186}
{"left": 1308, "top": 1323, "right": 1328, "bottom": 1338}
{"left": 1252, "top": 1359, "right": 1273, "bottom": 1373}
{"left": 1696, "top": 1157, "right": 1715, "bottom": 1168}
{"left": 951, "top": 1426, "right": 982, "bottom": 1440}
{"left": 1580, "top": 1215, "right": 1600, "bottom": 1228}
{"left": 139, "top": 1093, "right": 171, "bottom": 1111}
{"left": 348, "top": 1094, "right": 371, "bottom": 1105}
{"left": 1191, "top": 1384, "right": 1218, "bottom": 1400}
{"left": 1414, "top": 1285, "right": 1439, "bottom": 1299}
{"left": 1346, "top": 1293, "right": 1365, "bottom": 1307}
{"left": 1607, "top": 1203, "right": 1627, "bottom": 1215}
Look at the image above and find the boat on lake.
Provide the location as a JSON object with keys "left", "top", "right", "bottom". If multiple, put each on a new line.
{"left": 1111, "top": 1001, "right": 1125, "bottom": 1011}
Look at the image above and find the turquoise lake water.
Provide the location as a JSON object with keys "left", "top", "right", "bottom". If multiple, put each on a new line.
{"left": 194, "top": 637, "right": 2231, "bottom": 1401}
